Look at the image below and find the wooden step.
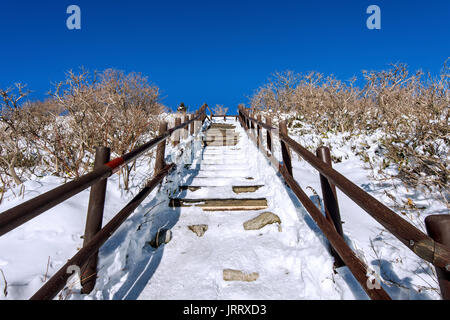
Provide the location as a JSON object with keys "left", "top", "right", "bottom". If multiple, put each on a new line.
{"left": 232, "top": 185, "right": 264, "bottom": 194}
{"left": 210, "top": 123, "right": 236, "bottom": 129}
{"left": 186, "top": 178, "right": 257, "bottom": 186}
{"left": 205, "top": 141, "right": 238, "bottom": 146}
{"left": 186, "top": 164, "right": 250, "bottom": 171}
{"left": 204, "top": 138, "right": 239, "bottom": 143}
{"left": 194, "top": 170, "right": 249, "bottom": 178}
{"left": 169, "top": 198, "right": 268, "bottom": 211}
{"left": 179, "top": 185, "right": 264, "bottom": 193}
{"left": 204, "top": 137, "right": 239, "bottom": 142}
{"left": 205, "top": 131, "right": 238, "bottom": 137}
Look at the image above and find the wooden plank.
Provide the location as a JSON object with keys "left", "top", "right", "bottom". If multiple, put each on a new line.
{"left": 169, "top": 198, "right": 268, "bottom": 211}
{"left": 232, "top": 185, "right": 264, "bottom": 194}
{"left": 210, "top": 123, "right": 236, "bottom": 129}
{"left": 205, "top": 141, "right": 238, "bottom": 146}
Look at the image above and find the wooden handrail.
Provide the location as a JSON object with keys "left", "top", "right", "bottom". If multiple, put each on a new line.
{"left": 238, "top": 106, "right": 450, "bottom": 270}
{"left": 239, "top": 106, "right": 450, "bottom": 300}
{"left": 0, "top": 105, "right": 206, "bottom": 237}
{"left": 30, "top": 163, "right": 175, "bottom": 300}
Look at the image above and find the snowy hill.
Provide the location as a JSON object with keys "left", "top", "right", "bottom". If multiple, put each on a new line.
{"left": 0, "top": 117, "right": 445, "bottom": 300}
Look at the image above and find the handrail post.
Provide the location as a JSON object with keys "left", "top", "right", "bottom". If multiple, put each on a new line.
{"left": 425, "top": 215, "right": 450, "bottom": 300}
{"left": 316, "top": 146, "right": 345, "bottom": 268}
{"left": 257, "top": 115, "right": 262, "bottom": 149}
{"left": 238, "top": 107, "right": 244, "bottom": 129}
{"left": 154, "top": 121, "right": 168, "bottom": 176}
{"left": 173, "top": 117, "right": 181, "bottom": 146}
{"left": 279, "top": 120, "right": 293, "bottom": 176}
{"left": 249, "top": 112, "right": 255, "bottom": 140}
{"left": 266, "top": 117, "right": 272, "bottom": 153}
{"left": 244, "top": 108, "right": 250, "bottom": 129}
{"left": 201, "top": 104, "right": 207, "bottom": 124}
{"left": 189, "top": 114, "right": 194, "bottom": 136}
{"left": 183, "top": 115, "right": 189, "bottom": 140}
{"left": 81, "top": 146, "right": 110, "bottom": 294}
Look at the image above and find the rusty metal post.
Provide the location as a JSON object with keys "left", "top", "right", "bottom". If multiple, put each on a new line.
{"left": 154, "top": 121, "right": 168, "bottom": 176}
{"left": 266, "top": 117, "right": 272, "bottom": 153}
{"left": 425, "top": 215, "right": 450, "bottom": 300}
{"left": 189, "top": 114, "right": 194, "bottom": 136}
{"left": 316, "top": 146, "right": 345, "bottom": 268}
{"left": 173, "top": 117, "right": 181, "bottom": 146}
{"left": 257, "top": 115, "right": 262, "bottom": 148}
{"left": 279, "top": 120, "right": 293, "bottom": 176}
{"left": 81, "top": 146, "right": 110, "bottom": 294}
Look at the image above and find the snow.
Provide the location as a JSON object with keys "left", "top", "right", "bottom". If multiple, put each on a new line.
{"left": 0, "top": 116, "right": 445, "bottom": 300}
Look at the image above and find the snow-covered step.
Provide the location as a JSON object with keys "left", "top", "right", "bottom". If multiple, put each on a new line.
{"left": 176, "top": 185, "right": 266, "bottom": 199}
{"left": 194, "top": 170, "right": 249, "bottom": 178}
{"left": 186, "top": 177, "right": 259, "bottom": 186}
{"left": 188, "top": 164, "right": 251, "bottom": 171}
{"left": 203, "top": 147, "right": 241, "bottom": 151}
{"left": 205, "top": 141, "right": 238, "bottom": 147}
{"left": 201, "top": 153, "right": 245, "bottom": 159}
{"left": 169, "top": 198, "right": 268, "bottom": 211}
{"left": 201, "top": 149, "right": 242, "bottom": 154}
{"left": 89, "top": 118, "right": 351, "bottom": 301}
{"left": 204, "top": 132, "right": 237, "bottom": 137}
{"left": 199, "top": 159, "right": 246, "bottom": 165}
{"left": 204, "top": 138, "right": 239, "bottom": 144}
{"left": 195, "top": 160, "right": 247, "bottom": 166}
{"left": 209, "top": 123, "right": 236, "bottom": 129}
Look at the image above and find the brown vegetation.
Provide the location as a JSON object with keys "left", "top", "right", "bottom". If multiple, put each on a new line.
{"left": 0, "top": 69, "right": 165, "bottom": 196}
{"left": 250, "top": 62, "right": 449, "bottom": 197}
{"left": 212, "top": 104, "right": 228, "bottom": 115}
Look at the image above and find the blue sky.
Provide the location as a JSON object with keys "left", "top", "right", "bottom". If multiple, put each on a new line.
{"left": 0, "top": 0, "right": 448, "bottom": 113}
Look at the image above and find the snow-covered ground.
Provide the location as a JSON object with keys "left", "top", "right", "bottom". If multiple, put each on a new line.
{"left": 0, "top": 117, "right": 445, "bottom": 300}
{"left": 286, "top": 123, "right": 445, "bottom": 300}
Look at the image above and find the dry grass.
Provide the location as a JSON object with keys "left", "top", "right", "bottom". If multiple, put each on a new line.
{"left": 212, "top": 104, "right": 229, "bottom": 115}
{"left": 0, "top": 68, "right": 165, "bottom": 196}
{"left": 250, "top": 62, "right": 449, "bottom": 199}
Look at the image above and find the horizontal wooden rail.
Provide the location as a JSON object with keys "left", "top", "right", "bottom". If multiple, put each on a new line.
{"left": 0, "top": 106, "right": 206, "bottom": 237}
{"left": 238, "top": 106, "right": 450, "bottom": 270}
{"left": 279, "top": 132, "right": 450, "bottom": 269}
{"left": 30, "top": 163, "right": 175, "bottom": 300}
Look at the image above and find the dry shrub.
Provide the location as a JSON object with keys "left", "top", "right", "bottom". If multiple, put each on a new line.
{"left": 50, "top": 69, "right": 164, "bottom": 189}
{"left": 0, "top": 68, "right": 165, "bottom": 195}
{"left": 250, "top": 62, "right": 449, "bottom": 196}
{"left": 0, "top": 85, "right": 58, "bottom": 186}
{"left": 212, "top": 104, "right": 228, "bottom": 115}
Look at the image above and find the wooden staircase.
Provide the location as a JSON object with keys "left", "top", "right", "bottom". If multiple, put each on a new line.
{"left": 169, "top": 122, "right": 268, "bottom": 211}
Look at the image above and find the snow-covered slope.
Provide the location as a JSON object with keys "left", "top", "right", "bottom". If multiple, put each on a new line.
{"left": 86, "top": 118, "right": 350, "bottom": 300}
{"left": 0, "top": 117, "right": 444, "bottom": 300}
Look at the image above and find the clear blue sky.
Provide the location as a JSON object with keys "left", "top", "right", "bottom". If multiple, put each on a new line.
{"left": 0, "top": 0, "right": 448, "bottom": 113}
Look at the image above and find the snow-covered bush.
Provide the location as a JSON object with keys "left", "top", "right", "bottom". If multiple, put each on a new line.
{"left": 250, "top": 62, "right": 449, "bottom": 202}
{"left": 0, "top": 69, "right": 166, "bottom": 197}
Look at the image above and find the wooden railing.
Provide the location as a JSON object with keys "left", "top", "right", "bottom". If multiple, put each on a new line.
{"left": 238, "top": 105, "right": 450, "bottom": 300}
{"left": 1, "top": 103, "right": 448, "bottom": 300}
{"left": 0, "top": 104, "right": 207, "bottom": 300}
